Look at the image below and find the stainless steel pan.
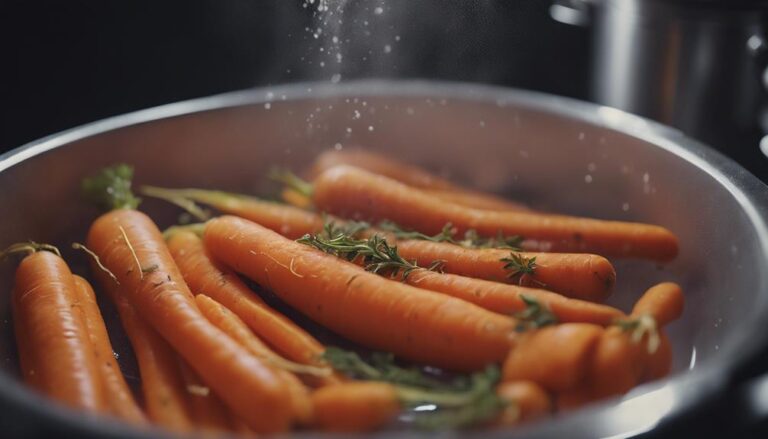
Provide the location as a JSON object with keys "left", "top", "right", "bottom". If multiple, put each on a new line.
{"left": 2, "top": 80, "right": 768, "bottom": 438}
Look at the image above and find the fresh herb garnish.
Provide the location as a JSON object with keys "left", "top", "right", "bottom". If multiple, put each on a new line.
{"left": 81, "top": 163, "right": 141, "bottom": 211}
{"left": 378, "top": 220, "right": 456, "bottom": 243}
{"left": 268, "top": 167, "right": 315, "bottom": 198}
{"left": 298, "top": 227, "right": 427, "bottom": 279}
{"left": 322, "top": 347, "right": 505, "bottom": 429}
{"left": 501, "top": 252, "right": 537, "bottom": 280}
{"left": 378, "top": 220, "right": 522, "bottom": 250}
{"left": 513, "top": 294, "right": 558, "bottom": 332}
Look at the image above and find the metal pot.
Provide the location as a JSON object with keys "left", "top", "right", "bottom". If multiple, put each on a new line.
{"left": 1, "top": 80, "right": 768, "bottom": 437}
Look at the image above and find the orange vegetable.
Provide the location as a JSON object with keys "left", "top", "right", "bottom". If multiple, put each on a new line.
{"left": 396, "top": 240, "right": 616, "bottom": 302}
{"left": 166, "top": 229, "right": 336, "bottom": 381}
{"left": 177, "top": 359, "right": 232, "bottom": 433}
{"left": 86, "top": 208, "right": 292, "bottom": 433}
{"left": 502, "top": 323, "right": 603, "bottom": 392}
{"left": 10, "top": 246, "right": 106, "bottom": 412}
{"left": 307, "top": 149, "right": 528, "bottom": 211}
{"left": 631, "top": 282, "right": 684, "bottom": 326}
{"left": 310, "top": 381, "right": 400, "bottom": 432}
{"left": 204, "top": 215, "right": 517, "bottom": 372}
{"left": 72, "top": 275, "right": 146, "bottom": 424}
{"left": 495, "top": 381, "right": 552, "bottom": 425}
{"left": 312, "top": 166, "right": 679, "bottom": 261}
{"left": 399, "top": 269, "right": 624, "bottom": 325}
{"left": 96, "top": 271, "right": 193, "bottom": 432}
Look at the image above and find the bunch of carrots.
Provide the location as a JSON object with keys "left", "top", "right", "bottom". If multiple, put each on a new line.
{"left": 6, "top": 149, "right": 684, "bottom": 435}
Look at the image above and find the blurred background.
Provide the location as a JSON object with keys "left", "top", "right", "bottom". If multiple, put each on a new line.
{"left": 1, "top": 0, "right": 767, "bottom": 178}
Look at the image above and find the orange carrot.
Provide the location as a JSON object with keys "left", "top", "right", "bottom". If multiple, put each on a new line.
{"left": 399, "top": 270, "right": 624, "bottom": 325}
{"left": 631, "top": 282, "right": 684, "bottom": 326}
{"left": 142, "top": 185, "right": 324, "bottom": 239}
{"left": 585, "top": 327, "right": 644, "bottom": 399}
{"left": 72, "top": 275, "right": 146, "bottom": 424}
{"left": 204, "top": 215, "right": 517, "bottom": 372}
{"left": 177, "top": 359, "right": 232, "bottom": 434}
{"left": 13, "top": 293, "right": 39, "bottom": 390}
{"left": 307, "top": 149, "right": 528, "bottom": 211}
{"left": 194, "top": 294, "right": 315, "bottom": 424}
{"left": 495, "top": 381, "right": 552, "bottom": 425}
{"left": 86, "top": 206, "right": 293, "bottom": 433}
{"left": 312, "top": 166, "right": 679, "bottom": 261}
{"left": 97, "top": 274, "right": 193, "bottom": 432}
{"left": 310, "top": 381, "right": 400, "bottom": 432}
{"left": 9, "top": 245, "right": 106, "bottom": 412}
{"left": 84, "top": 164, "right": 296, "bottom": 432}
{"left": 396, "top": 240, "right": 616, "bottom": 302}
{"left": 166, "top": 229, "right": 335, "bottom": 379}
{"left": 502, "top": 323, "right": 603, "bottom": 392}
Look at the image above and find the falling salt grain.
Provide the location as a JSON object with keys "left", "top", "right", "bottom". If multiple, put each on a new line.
{"left": 587, "top": 162, "right": 597, "bottom": 172}
{"left": 353, "top": 110, "right": 361, "bottom": 119}
{"left": 622, "top": 202, "right": 630, "bottom": 212}
{"left": 368, "top": 125, "right": 374, "bottom": 131}
{"left": 346, "top": 127, "right": 352, "bottom": 133}
{"left": 331, "top": 74, "right": 341, "bottom": 84}
{"left": 578, "top": 132, "right": 586, "bottom": 141}
{"left": 264, "top": 103, "right": 271, "bottom": 110}
{"left": 374, "top": 6, "right": 383, "bottom": 15}
{"left": 584, "top": 175, "right": 593, "bottom": 183}
{"left": 406, "top": 107, "right": 415, "bottom": 115}
{"left": 334, "top": 143, "right": 343, "bottom": 150}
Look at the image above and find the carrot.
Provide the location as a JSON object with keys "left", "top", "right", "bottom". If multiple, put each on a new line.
{"left": 204, "top": 215, "right": 517, "bottom": 372}
{"left": 71, "top": 275, "right": 146, "bottom": 424}
{"left": 644, "top": 332, "right": 673, "bottom": 381}
{"left": 502, "top": 323, "right": 603, "bottom": 392}
{"left": 306, "top": 149, "right": 529, "bottom": 211}
{"left": 395, "top": 240, "right": 616, "bottom": 302}
{"left": 7, "top": 244, "right": 106, "bottom": 412}
{"left": 495, "top": 381, "right": 552, "bottom": 425}
{"left": 13, "top": 293, "right": 39, "bottom": 390}
{"left": 310, "top": 382, "right": 400, "bottom": 432}
{"left": 194, "top": 294, "right": 315, "bottom": 424}
{"left": 177, "top": 359, "right": 232, "bottom": 434}
{"left": 142, "top": 185, "right": 324, "bottom": 239}
{"left": 97, "top": 273, "right": 193, "bottom": 431}
{"left": 585, "top": 327, "right": 644, "bottom": 399}
{"left": 166, "top": 229, "right": 336, "bottom": 381}
{"left": 311, "top": 165, "right": 679, "bottom": 261}
{"left": 631, "top": 282, "right": 684, "bottom": 326}
{"left": 399, "top": 270, "right": 624, "bottom": 325}
{"left": 83, "top": 165, "right": 293, "bottom": 433}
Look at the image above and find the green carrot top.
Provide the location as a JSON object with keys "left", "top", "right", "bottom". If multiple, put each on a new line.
{"left": 81, "top": 163, "right": 141, "bottom": 211}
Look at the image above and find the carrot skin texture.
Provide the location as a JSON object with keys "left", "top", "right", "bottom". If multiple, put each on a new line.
{"left": 12, "top": 251, "right": 106, "bottom": 412}
{"left": 495, "top": 381, "right": 552, "bottom": 425}
{"left": 72, "top": 276, "right": 147, "bottom": 424}
{"left": 307, "top": 149, "right": 529, "bottom": 211}
{"left": 312, "top": 166, "right": 679, "bottom": 261}
{"left": 631, "top": 282, "right": 684, "bottom": 326}
{"left": 502, "top": 323, "right": 603, "bottom": 392}
{"left": 194, "top": 294, "right": 314, "bottom": 424}
{"left": 401, "top": 270, "right": 624, "bottom": 326}
{"left": 396, "top": 240, "right": 616, "bottom": 302}
{"left": 167, "top": 231, "right": 332, "bottom": 372}
{"left": 13, "top": 294, "right": 39, "bottom": 390}
{"left": 204, "top": 215, "right": 517, "bottom": 372}
{"left": 310, "top": 381, "right": 400, "bottom": 432}
{"left": 87, "top": 209, "right": 292, "bottom": 433}
{"left": 98, "top": 276, "right": 193, "bottom": 432}
{"left": 177, "top": 359, "right": 232, "bottom": 433}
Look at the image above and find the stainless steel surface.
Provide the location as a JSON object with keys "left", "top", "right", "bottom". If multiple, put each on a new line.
{"left": 1, "top": 80, "right": 768, "bottom": 437}
{"left": 590, "top": 0, "right": 766, "bottom": 156}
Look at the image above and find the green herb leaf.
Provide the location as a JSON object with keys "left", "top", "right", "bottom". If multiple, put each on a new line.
{"left": 378, "top": 220, "right": 456, "bottom": 243}
{"left": 322, "top": 347, "right": 505, "bottom": 429}
{"left": 267, "top": 167, "right": 315, "bottom": 198}
{"left": 513, "top": 294, "right": 559, "bottom": 332}
{"left": 501, "top": 252, "right": 537, "bottom": 280}
{"left": 82, "top": 163, "right": 141, "bottom": 211}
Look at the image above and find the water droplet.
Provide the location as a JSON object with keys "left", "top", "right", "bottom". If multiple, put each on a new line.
{"left": 346, "top": 127, "right": 352, "bottom": 133}
{"left": 395, "top": 35, "right": 401, "bottom": 41}
{"left": 330, "top": 73, "right": 341, "bottom": 83}
{"left": 264, "top": 103, "right": 271, "bottom": 110}
{"left": 383, "top": 44, "right": 392, "bottom": 54}
{"left": 319, "top": 61, "right": 325, "bottom": 67}
{"left": 332, "top": 36, "right": 339, "bottom": 44}
{"left": 584, "top": 175, "right": 593, "bottom": 183}
{"left": 374, "top": 6, "right": 383, "bottom": 15}
{"left": 368, "top": 125, "right": 374, "bottom": 131}
{"left": 334, "top": 142, "right": 343, "bottom": 150}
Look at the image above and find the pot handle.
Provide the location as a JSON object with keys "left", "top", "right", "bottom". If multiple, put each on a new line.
{"left": 549, "top": 0, "right": 593, "bottom": 27}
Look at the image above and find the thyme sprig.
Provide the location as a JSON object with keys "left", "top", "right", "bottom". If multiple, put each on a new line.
{"left": 267, "top": 167, "right": 315, "bottom": 198}
{"left": 322, "top": 347, "right": 505, "bottom": 429}
{"left": 298, "top": 224, "right": 432, "bottom": 279}
{"left": 378, "top": 220, "right": 523, "bottom": 250}
{"left": 378, "top": 220, "right": 455, "bottom": 243}
{"left": 513, "top": 294, "right": 559, "bottom": 332}
{"left": 501, "top": 252, "right": 537, "bottom": 282}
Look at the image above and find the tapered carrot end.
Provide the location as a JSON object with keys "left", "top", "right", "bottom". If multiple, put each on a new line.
{"left": 631, "top": 282, "right": 684, "bottom": 327}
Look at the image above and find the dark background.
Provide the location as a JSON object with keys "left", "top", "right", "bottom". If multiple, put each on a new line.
{"left": 0, "top": 0, "right": 592, "bottom": 152}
